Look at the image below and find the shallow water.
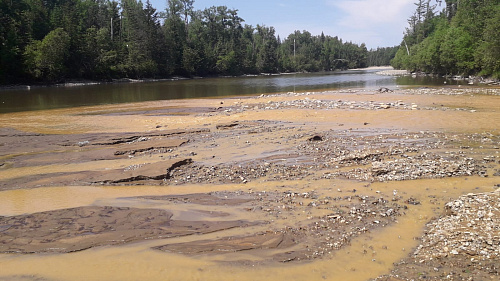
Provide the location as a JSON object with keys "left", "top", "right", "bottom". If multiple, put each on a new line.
{"left": 0, "top": 177, "right": 497, "bottom": 281}
{"left": 0, "top": 79, "right": 498, "bottom": 280}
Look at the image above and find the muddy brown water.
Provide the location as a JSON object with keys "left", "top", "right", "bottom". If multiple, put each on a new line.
{"left": 0, "top": 87, "right": 499, "bottom": 280}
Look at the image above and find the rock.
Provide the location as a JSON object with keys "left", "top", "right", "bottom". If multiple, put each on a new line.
{"left": 405, "top": 197, "right": 421, "bottom": 205}
{"left": 378, "top": 87, "right": 393, "bottom": 93}
{"left": 91, "top": 158, "right": 193, "bottom": 184}
{"left": 114, "top": 138, "right": 188, "bottom": 155}
{"left": 309, "top": 135, "right": 324, "bottom": 141}
{"left": 216, "top": 121, "right": 239, "bottom": 129}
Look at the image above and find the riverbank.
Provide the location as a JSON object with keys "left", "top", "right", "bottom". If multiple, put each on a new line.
{"left": 0, "top": 77, "right": 191, "bottom": 92}
{"left": 377, "top": 68, "right": 500, "bottom": 86}
{"left": 0, "top": 67, "right": 395, "bottom": 92}
{"left": 0, "top": 87, "right": 499, "bottom": 280}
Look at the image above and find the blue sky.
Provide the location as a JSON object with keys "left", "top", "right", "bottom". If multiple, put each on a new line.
{"left": 148, "top": 0, "right": 422, "bottom": 49}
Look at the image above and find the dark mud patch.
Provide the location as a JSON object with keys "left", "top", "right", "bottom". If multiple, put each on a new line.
{"left": 155, "top": 231, "right": 300, "bottom": 260}
{"left": 90, "top": 158, "right": 193, "bottom": 184}
{"left": 140, "top": 192, "right": 255, "bottom": 206}
{"left": 84, "top": 128, "right": 208, "bottom": 146}
{"left": 113, "top": 138, "right": 188, "bottom": 155}
{"left": 0, "top": 206, "right": 254, "bottom": 254}
{"left": 216, "top": 121, "right": 240, "bottom": 130}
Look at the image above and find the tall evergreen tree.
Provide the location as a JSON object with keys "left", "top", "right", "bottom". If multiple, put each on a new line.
{"left": 392, "top": 0, "right": 500, "bottom": 78}
{"left": 0, "top": 0, "right": 380, "bottom": 84}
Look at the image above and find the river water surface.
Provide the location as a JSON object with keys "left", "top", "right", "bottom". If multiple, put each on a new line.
{"left": 0, "top": 67, "right": 463, "bottom": 113}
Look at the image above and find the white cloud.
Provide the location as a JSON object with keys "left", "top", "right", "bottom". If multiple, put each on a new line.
{"left": 324, "top": 0, "right": 415, "bottom": 47}
{"left": 330, "top": 0, "right": 414, "bottom": 27}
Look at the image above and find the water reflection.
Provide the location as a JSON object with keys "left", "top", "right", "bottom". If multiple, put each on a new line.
{"left": 0, "top": 68, "right": 465, "bottom": 113}
{"left": 395, "top": 75, "right": 452, "bottom": 86}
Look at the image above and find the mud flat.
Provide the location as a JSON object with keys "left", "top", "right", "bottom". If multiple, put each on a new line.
{"left": 0, "top": 87, "right": 499, "bottom": 281}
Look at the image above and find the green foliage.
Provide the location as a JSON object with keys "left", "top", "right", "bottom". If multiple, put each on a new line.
{"left": 255, "top": 25, "right": 279, "bottom": 73}
{"left": 475, "top": 5, "right": 500, "bottom": 78}
{"left": 1, "top": 0, "right": 372, "bottom": 84}
{"left": 367, "top": 46, "right": 399, "bottom": 67}
{"left": 440, "top": 26, "right": 475, "bottom": 74}
{"left": 216, "top": 51, "right": 238, "bottom": 75}
{"left": 24, "top": 28, "right": 71, "bottom": 81}
{"left": 278, "top": 31, "right": 368, "bottom": 73}
{"left": 0, "top": 0, "right": 31, "bottom": 83}
{"left": 393, "top": 0, "right": 500, "bottom": 77}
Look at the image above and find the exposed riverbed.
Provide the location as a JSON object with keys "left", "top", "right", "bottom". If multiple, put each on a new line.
{"left": 0, "top": 86, "right": 499, "bottom": 281}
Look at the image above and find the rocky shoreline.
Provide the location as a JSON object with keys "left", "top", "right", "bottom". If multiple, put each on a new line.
{"left": 376, "top": 69, "right": 500, "bottom": 85}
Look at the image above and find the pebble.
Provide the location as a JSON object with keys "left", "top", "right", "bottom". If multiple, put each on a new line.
{"left": 215, "top": 88, "right": 500, "bottom": 116}
{"left": 413, "top": 190, "right": 500, "bottom": 262}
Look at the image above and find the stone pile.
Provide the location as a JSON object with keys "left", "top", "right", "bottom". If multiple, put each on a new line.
{"left": 375, "top": 190, "right": 500, "bottom": 280}
{"left": 415, "top": 190, "right": 500, "bottom": 261}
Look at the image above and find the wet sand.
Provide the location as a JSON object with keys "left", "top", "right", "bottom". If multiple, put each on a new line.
{"left": 0, "top": 87, "right": 499, "bottom": 280}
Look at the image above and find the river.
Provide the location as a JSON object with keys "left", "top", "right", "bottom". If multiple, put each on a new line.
{"left": 0, "top": 67, "right": 464, "bottom": 114}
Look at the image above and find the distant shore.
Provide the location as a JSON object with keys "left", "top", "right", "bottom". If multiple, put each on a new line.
{"left": 0, "top": 67, "right": 394, "bottom": 92}
{"left": 2, "top": 66, "right": 498, "bottom": 92}
{"left": 377, "top": 68, "right": 500, "bottom": 85}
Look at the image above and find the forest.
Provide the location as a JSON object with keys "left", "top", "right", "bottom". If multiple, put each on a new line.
{"left": 391, "top": 0, "right": 500, "bottom": 78}
{"left": 0, "top": 0, "right": 396, "bottom": 84}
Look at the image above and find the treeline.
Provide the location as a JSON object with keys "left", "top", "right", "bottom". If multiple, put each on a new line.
{"left": 367, "top": 46, "right": 399, "bottom": 66}
{"left": 0, "top": 0, "right": 376, "bottom": 84}
{"left": 392, "top": 0, "right": 500, "bottom": 78}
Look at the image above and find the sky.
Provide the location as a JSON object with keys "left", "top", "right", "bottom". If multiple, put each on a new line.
{"left": 148, "top": 0, "right": 420, "bottom": 49}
